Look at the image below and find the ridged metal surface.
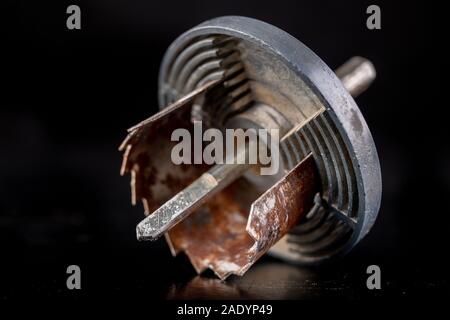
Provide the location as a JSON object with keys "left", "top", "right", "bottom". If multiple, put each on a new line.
{"left": 280, "top": 112, "right": 358, "bottom": 260}
{"left": 282, "top": 113, "right": 358, "bottom": 220}
{"left": 161, "top": 35, "right": 252, "bottom": 125}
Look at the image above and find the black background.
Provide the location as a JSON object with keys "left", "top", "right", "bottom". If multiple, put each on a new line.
{"left": 0, "top": 0, "right": 447, "bottom": 302}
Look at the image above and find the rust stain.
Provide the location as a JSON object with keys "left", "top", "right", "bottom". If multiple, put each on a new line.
{"left": 246, "top": 155, "right": 318, "bottom": 264}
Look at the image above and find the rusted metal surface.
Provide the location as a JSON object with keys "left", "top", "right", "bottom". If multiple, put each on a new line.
{"left": 166, "top": 155, "right": 319, "bottom": 279}
{"left": 168, "top": 183, "right": 254, "bottom": 279}
{"left": 246, "top": 155, "right": 318, "bottom": 263}
{"left": 119, "top": 80, "right": 220, "bottom": 214}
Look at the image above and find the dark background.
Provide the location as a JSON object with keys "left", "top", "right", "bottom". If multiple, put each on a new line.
{"left": 0, "top": 0, "right": 446, "bottom": 301}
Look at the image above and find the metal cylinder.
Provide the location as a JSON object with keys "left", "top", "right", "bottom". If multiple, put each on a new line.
{"left": 336, "top": 56, "right": 376, "bottom": 98}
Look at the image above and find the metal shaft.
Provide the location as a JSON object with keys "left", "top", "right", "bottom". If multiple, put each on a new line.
{"left": 336, "top": 56, "right": 376, "bottom": 98}
{"left": 136, "top": 147, "right": 251, "bottom": 241}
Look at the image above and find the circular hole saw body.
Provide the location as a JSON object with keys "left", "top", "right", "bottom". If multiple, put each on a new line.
{"left": 158, "top": 16, "right": 381, "bottom": 265}
{"left": 121, "top": 16, "right": 382, "bottom": 279}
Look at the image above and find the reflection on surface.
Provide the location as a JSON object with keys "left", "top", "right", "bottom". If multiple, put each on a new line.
{"left": 167, "top": 259, "right": 356, "bottom": 300}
